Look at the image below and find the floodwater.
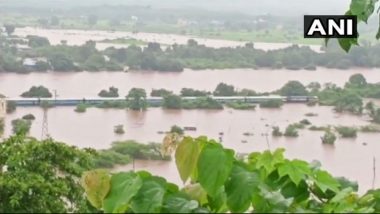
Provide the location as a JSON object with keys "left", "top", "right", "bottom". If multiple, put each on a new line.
{"left": 1, "top": 68, "right": 380, "bottom": 98}
{"left": 3, "top": 27, "right": 380, "bottom": 193}
{"left": 2, "top": 104, "right": 380, "bottom": 193}
{"left": 14, "top": 27, "right": 322, "bottom": 51}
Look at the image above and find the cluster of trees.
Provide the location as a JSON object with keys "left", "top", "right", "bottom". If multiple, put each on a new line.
{"left": 98, "top": 86, "right": 119, "bottom": 97}
{"left": 6, "top": 33, "right": 380, "bottom": 73}
{"left": 162, "top": 95, "right": 223, "bottom": 110}
{"left": 21, "top": 86, "right": 52, "bottom": 98}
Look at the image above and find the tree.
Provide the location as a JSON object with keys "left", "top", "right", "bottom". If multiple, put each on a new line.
{"left": 21, "top": 86, "right": 52, "bottom": 98}
{"left": 334, "top": 91, "right": 363, "bottom": 114}
{"left": 163, "top": 94, "right": 182, "bottom": 109}
{"left": 27, "top": 35, "right": 50, "bottom": 48}
{"left": 347, "top": 73, "right": 367, "bottom": 87}
{"left": 11, "top": 119, "right": 31, "bottom": 135}
{"left": 126, "top": 88, "right": 147, "bottom": 110}
{"left": 151, "top": 89, "right": 172, "bottom": 97}
{"left": 4, "top": 24, "right": 15, "bottom": 36}
{"left": 213, "top": 83, "right": 237, "bottom": 96}
{"left": 279, "top": 81, "right": 308, "bottom": 96}
{"left": 98, "top": 87, "right": 119, "bottom": 97}
{"left": 0, "top": 135, "right": 94, "bottom": 213}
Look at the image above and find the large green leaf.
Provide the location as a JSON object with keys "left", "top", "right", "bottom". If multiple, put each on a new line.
{"left": 250, "top": 149, "right": 285, "bottom": 175}
{"left": 197, "top": 143, "right": 234, "bottom": 197}
{"left": 225, "top": 165, "right": 259, "bottom": 212}
{"left": 350, "top": 0, "right": 378, "bottom": 23}
{"left": 130, "top": 177, "right": 166, "bottom": 213}
{"left": 81, "top": 169, "right": 111, "bottom": 209}
{"left": 312, "top": 170, "right": 340, "bottom": 193}
{"left": 175, "top": 137, "right": 201, "bottom": 183}
{"left": 281, "top": 181, "right": 310, "bottom": 203}
{"left": 278, "top": 160, "right": 311, "bottom": 186}
{"left": 103, "top": 172, "right": 143, "bottom": 213}
{"left": 162, "top": 193, "right": 199, "bottom": 213}
{"left": 338, "top": 38, "right": 358, "bottom": 52}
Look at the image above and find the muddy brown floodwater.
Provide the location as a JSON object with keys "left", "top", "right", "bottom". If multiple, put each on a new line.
{"left": 2, "top": 104, "right": 380, "bottom": 193}
{"left": 1, "top": 69, "right": 380, "bottom": 98}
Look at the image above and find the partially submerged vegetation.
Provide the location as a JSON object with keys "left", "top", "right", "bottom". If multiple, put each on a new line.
{"left": 93, "top": 140, "right": 171, "bottom": 169}
{"left": 21, "top": 86, "right": 52, "bottom": 98}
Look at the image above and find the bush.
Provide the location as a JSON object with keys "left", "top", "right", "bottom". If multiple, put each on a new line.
{"left": 272, "top": 126, "right": 283, "bottom": 137}
{"left": 226, "top": 101, "right": 256, "bottom": 110}
{"left": 114, "top": 125, "right": 125, "bottom": 135}
{"left": 360, "top": 125, "right": 380, "bottom": 133}
{"left": 284, "top": 124, "right": 299, "bottom": 137}
{"left": 75, "top": 103, "right": 87, "bottom": 113}
{"left": 259, "top": 99, "right": 283, "bottom": 108}
{"left": 22, "top": 114, "right": 36, "bottom": 120}
{"left": 321, "top": 131, "right": 337, "bottom": 144}
{"left": 335, "top": 126, "right": 357, "bottom": 138}
{"left": 299, "top": 119, "right": 311, "bottom": 125}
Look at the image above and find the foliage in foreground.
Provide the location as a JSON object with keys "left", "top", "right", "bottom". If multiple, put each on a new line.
{"left": 0, "top": 135, "right": 95, "bottom": 213}
{"left": 83, "top": 136, "right": 380, "bottom": 213}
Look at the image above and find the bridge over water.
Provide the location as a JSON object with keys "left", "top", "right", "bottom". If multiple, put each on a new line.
{"left": 5, "top": 96, "right": 318, "bottom": 107}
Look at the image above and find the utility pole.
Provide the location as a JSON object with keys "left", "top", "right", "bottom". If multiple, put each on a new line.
{"left": 41, "top": 106, "right": 49, "bottom": 140}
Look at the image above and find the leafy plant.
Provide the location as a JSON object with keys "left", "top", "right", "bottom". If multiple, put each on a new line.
{"left": 82, "top": 136, "right": 380, "bottom": 213}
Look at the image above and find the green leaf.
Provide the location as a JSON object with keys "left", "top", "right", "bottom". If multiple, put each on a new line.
{"left": 338, "top": 38, "right": 358, "bottom": 52}
{"left": 251, "top": 149, "right": 285, "bottom": 175}
{"left": 278, "top": 160, "right": 311, "bottom": 186}
{"left": 207, "top": 187, "right": 228, "bottom": 212}
{"left": 312, "top": 170, "right": 340, "bottom": 193}
{"left": 183, "top": 183, "right": 208, "bottom": 206}
{"left": 103, "top": 172, "right": 143, "bottom": 213}
{"left": 81, "top": 169, "right": 111, "bottom": 209}
{"left": 175, "top": 137, "right": 201, "bottom": 183}
{"left": 252, "top": 186, "right": 293, "bottom": 213}
{"left": 225, "top": 165, "right": 260, "bottom": 212}
{"left": 350, "top": 0, "right": 378, "bottom": 23}
{"left": 197, "top": 143, "right": 234, "bottom": 197}
{"left": 281, "top": 181, "right": 310, "bottom": 203}
{"left": 162, "top": 193, "right": 199, "bottom": 213}
{"left": 130, "top": 177, "right": 166, "bottom": 213}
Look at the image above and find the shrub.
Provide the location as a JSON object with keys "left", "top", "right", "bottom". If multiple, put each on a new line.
{"left": 321, "top": 130, "right": 337, "bottom": 144}
{"left": 335, "top": 126, "right": 357, "bottom": 138}
{"left": 272, "top": 126, "right": 283, "bottom": 137}
{"left": 114, "top": 125, "right": 125, "bottom": 135}
{"left": 299, "top": 119, "right": 311, "bottom": 125}
{"left": 75, "top": 103, "right": 87, "bottom": 113}
{"left": 22, "top": 114, "right": 36, "bottom": 120}
{"left": 259, "top": 99, "right": 283, "bottom": 108}
{"left": 284, "top": 124, "right": 299, "bottom": 137}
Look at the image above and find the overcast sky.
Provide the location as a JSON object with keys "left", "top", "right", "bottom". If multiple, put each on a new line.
{"left": 0, "top": 0, "right": 352, "bottom": 15}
